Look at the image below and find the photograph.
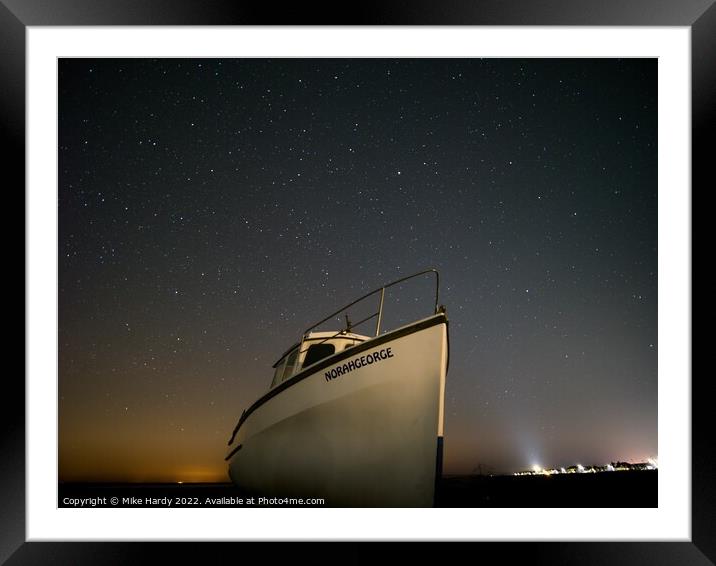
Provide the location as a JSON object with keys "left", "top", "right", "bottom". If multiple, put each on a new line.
{"left": 57, "top": 57, "right": 658, "bottom": 509}
{"left": 8, "top": 6, "right": 704, "bottom": 561}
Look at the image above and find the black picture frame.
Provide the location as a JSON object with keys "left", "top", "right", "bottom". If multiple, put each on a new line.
{"left": 7, "top": 1, "right": 706, "bottom": 563}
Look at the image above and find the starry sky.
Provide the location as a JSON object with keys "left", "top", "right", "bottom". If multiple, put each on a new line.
{"left": 58, "top": 58, "right": 657, "bottom": 482}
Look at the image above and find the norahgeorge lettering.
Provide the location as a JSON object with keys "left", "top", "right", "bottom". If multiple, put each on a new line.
{"left": 325, "top": 348, "right": 394, "bottom": 381}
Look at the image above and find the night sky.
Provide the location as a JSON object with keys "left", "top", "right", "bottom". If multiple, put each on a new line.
{"left": 58, "top": 58, "right": 657, "bottom": 482}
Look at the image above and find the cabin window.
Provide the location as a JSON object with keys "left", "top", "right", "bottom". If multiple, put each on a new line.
{"left": 302, "top": 343, "right": 335, "bottom": 369}
{"left": 281, "top": 347, "right": 300, "bottom": 382}
{"left": 271, "top": 355, "right": 288, "bottom": 388}
{"left": 270, "top": 361, "right": 284, "bottom": 389}
{"left": 271, "top": 346, "right": 300, "bottom": 388}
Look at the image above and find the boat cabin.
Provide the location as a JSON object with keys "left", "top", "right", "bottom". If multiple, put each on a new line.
{"left": 270, "top": 331, "right": 369, "bottom": 388}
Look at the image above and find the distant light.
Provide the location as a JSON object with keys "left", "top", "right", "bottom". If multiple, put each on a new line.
{"left": 648, "top": 458, "right": 658, "bottom": 469}
{"left": 532, "top": 464, "right": 542, "bottom": 474}
{"left": 606, "top": 464, "right": 615, "bottom": 472}
{"left": 560, "top": 467, "right": 567, "bottom": 474}
{"left": 577, "top": 464, "right": 585, "bottom": 473}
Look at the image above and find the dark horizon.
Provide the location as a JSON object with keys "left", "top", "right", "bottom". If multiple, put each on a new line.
{"left": 59, "top": 58, "right": 657, "bottom": 483}
{"left": 58, "top": 470, "right": 657, "bottom": 509}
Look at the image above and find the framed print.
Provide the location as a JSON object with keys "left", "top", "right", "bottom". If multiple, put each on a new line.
{"left": 8, "top": 0, "right": 707, "bottom": 563}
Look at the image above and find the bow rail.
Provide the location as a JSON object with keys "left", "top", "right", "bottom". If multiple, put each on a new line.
{"left": 301, "top": 268, "right": 441, "bottom": 342}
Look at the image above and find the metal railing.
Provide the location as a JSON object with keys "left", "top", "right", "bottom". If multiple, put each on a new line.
{"left": 301, "top": 268, "right": 441, "bottom": 342}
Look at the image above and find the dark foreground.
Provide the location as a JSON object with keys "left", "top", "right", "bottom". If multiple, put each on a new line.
{"left": 436, "top": 470, "right": 656, "bottom": 507}
{"left": 59, "top": 470, "right": 656, "bottom": 508}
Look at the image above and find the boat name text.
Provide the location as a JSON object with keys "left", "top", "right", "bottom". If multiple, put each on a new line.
{"left": 325, "top": 348, "right": 394, "bottom": 381}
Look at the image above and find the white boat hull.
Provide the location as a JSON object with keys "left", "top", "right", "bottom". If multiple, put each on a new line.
{"left": 227, "top": 314, "right": 448, "bottom": 507}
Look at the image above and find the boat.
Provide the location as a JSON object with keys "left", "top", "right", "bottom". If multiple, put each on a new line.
{"left": 225, "top": 269, "right": 449, "bottom": 507}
